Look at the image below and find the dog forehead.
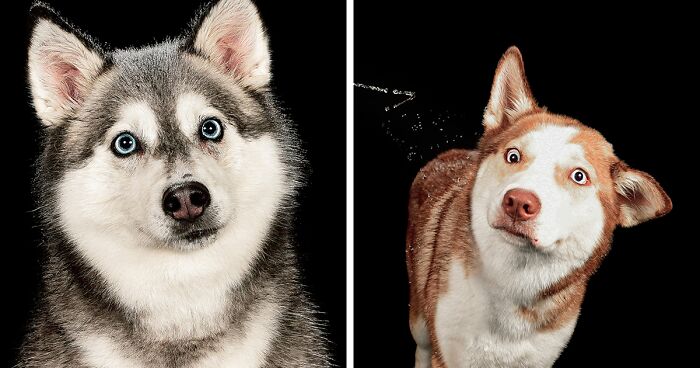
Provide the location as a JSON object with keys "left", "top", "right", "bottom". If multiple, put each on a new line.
{"left": 509, "top": 119, "right": 616, "bottom": 189}
{"left": 53, "top": 41, "right": 280, "bottom": 170}
{"left": 106, "top": 45, "right": 271, "bottom": 137}
{"left": 109, "top": 43, "right": 196, "bottom": 102}
{"left": 492, "top": 113, "right": 616, "bottom": 174}
{"left": 519, "top": 125, "right": 582, "bottom": 160}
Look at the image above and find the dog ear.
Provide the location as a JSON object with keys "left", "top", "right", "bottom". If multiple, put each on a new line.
{"left": 613, "top": 162, "right": 672, "bottom": 227}
{"left": 483, "top": 46, "right": 538, "bottom": 131}
{"left": 28, "top": 3, "right": 106, "bottom": 127}
{"left": 186, "top": 0, "right": 270, "bottom": 90}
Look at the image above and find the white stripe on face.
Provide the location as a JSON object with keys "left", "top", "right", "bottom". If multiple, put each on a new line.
{"left": 110, "top": 101, "right": 159, "bottom": 149}
{"left": 501, "top": 125, "right": 603, "bottom": 253}
{"left": 176, "top": 92, "right": 227, "bottom": 138}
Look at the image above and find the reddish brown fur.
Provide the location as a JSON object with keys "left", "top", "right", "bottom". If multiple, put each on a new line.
{"left": 407, "top": 47, "right": 672, "bottom": 365}
{"left": 407, "top": 112, "right": 634, "bottom": 361}
{"left": 407, "top": 149, "right": 479, "bottom": 367}
{"left": 612, "top": 162, "right": 673, "bottom": 225}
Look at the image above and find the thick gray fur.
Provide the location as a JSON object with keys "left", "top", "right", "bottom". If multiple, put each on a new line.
{"left": 19, "top": 2, "right": 330, "bottom": 367}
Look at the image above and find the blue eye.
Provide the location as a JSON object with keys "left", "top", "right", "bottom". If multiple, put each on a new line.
{"left": 112, "top": 132, "right": 139, "bottom": 156}
{"left": 200, "top": 118, "right": 223, "bottom": 141}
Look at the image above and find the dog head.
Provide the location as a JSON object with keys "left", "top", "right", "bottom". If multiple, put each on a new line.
{"left": 28, "top": 0, "right": 298, "bottom": 253}
{"left": 471, "top": 47, "right": 671, "bottom": 267}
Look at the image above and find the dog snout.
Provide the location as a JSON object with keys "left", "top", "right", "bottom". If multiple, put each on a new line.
{"left": 162, "top": 181, "right": 211, "bottom": 221}
{"left": 502, "top": 189, "right": 540, "bottom": 221}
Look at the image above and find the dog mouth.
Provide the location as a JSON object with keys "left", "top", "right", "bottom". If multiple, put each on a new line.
{"left": 180, "top": 229, "right": 218, "bottom": 242}
{"left": 179, "top": 228, "right": 219, "bottom": 242}
{"left": 492, "top": 221, "right": 539, "bottom": 247}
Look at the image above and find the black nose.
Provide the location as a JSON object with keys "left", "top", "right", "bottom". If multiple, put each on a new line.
{"left": 162, "top": 181, "right": 210, "bottom": 221}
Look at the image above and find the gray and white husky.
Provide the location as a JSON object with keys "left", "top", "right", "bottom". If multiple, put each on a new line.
{"left": 20, "top": 1, "right": 329, "bottom": 367}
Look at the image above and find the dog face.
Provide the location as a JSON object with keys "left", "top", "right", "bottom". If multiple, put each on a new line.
{"left": 472, "top": 48, "right": 671, "bottom": 264}
{"left": 28, "top": 0, "right": 297, "bottom": 253}
{"left": 477, "top": 120, "right": 612, "bottom": 255}
{"left": 27, "top": 0, "right": 302, "bottom": 336}
{"left": 26, "top": 1, "right": 308, "bottom": 338}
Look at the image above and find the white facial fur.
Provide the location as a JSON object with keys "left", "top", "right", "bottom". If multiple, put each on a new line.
{"left": 471, "top": 125, "right": 605, "bottom": 298}
{"left": 57, "top": 92, "right": 289, "bottom": 339}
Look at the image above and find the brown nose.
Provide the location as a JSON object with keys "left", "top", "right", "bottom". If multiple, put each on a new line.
{"left": 162, "top": 181, "right": 210, "bottom": 221}
{"left": 502, "top": 189, "right": 541, "bottom": 221}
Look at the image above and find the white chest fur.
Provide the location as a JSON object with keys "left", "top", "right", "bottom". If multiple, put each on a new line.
{"left": 76, "top": 301, "right": 280, "bottom": 368}
{"left": 434, "top": 260, "right": 576, "bottom": 367}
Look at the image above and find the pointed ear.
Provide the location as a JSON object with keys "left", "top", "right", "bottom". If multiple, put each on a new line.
{"left": 483, "top": 46, "right": 538, "bottom": 131}
{"left": 186, "top": 0, "right": 270, "bottom": 90}
{"left": 613, "top": 163, "right": 672, "bottom": 227}
{"left": 28, "top": 4, "right": 106, "bottom": 126}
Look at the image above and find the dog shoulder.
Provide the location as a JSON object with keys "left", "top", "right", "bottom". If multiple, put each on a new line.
{"left": 409, "top": 149, "right": 478, "bottom": 212}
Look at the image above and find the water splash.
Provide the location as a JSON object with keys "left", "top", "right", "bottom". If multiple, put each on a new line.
{"left": 355, "top": 82, "right": 478, "bottom": 163}
{"left": 354, "top": 83, "right": 415, "bottom": 111}
{"left": 353, "top": 83, "right": 389, "bottom": 94}
{"left": 387, "top": 89, "right": 416, "bottom": 111}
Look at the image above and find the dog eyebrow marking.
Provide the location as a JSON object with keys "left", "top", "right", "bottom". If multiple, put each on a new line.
{"left": 115, "top": 101, "right": 159, "bottom": 147}
{"left": 176, "top": 92, "right": 226, "bottom": 134}
{"left": 570, "top": 129, "right": 615, "bottom": 188}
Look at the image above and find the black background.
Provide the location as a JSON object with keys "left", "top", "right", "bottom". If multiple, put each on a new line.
{"left": 4, "top": 0, "right": 345, "bottom": 366}
{"left": 355, "top": 3, "right": 694, "bottom": 367}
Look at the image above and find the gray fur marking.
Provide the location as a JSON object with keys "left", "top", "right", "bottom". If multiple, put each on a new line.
{"left": 20, "top": 2, "right": 328, "bottom": 368}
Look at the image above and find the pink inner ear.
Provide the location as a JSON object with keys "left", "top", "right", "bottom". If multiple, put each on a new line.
{"left": 216, "top": 35, "right": 244, "bottom": 74}
{"left": 47, "top": 56, "right": 82, "bottom": 104}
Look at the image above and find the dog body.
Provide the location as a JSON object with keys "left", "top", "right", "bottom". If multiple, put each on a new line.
{"left": 406, "top": 47, "right": 671, "bottom": 367}
{"left": 20, "top": 1, "right": 328, "bottom": 367}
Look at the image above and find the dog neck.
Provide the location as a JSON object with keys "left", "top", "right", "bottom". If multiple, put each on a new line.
{"left": 477, "top": 235, "right": 585, "bottom": 302}
{"left": 46, "top": 219, "right": 291, "bottom": 342}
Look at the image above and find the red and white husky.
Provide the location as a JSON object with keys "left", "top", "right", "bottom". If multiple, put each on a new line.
{"left": 406, "top": 47, "right": 672, "bottom": 367}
